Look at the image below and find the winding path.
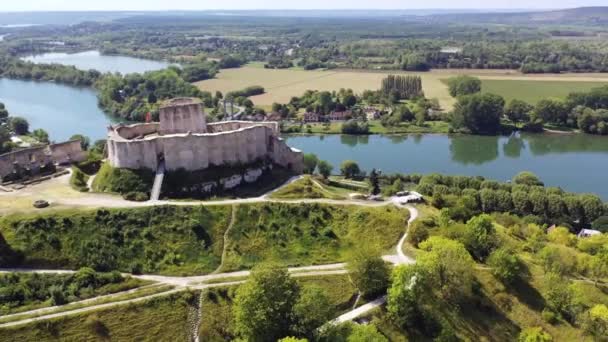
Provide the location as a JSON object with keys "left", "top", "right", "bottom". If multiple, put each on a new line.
{"left": 0, "top": 178, "right": 421, "bottom": 330}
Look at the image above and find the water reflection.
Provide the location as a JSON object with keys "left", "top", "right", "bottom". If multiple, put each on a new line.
{"left": 503, "top": 134, "right": 525, "bottom": 158}
{"left": 450, "top": 135, "right": 499, "bottom": 165}
{"left": 340, "top": 134, "right": 369, "bottom": 147}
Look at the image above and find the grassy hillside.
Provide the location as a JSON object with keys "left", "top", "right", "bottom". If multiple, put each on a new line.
{"left": 0, "top": 291, "right": 196, "bottom": 341}
{"left": 0, "top": 203, "right": 408, "bottom": 275}
{"left": 0, "top": 205, "right": 231, "bottom": 276}
{"left": 365, "top": 209, "right": 608, "bottom": 341}
{"left": 221, "top": 203, "right": 409, "bottom": 271}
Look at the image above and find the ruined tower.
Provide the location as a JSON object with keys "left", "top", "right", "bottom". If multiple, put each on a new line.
{"left": 159, "top": 98, "right": 207, "bottom": 135}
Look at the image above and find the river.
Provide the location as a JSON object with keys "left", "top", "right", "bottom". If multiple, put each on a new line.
{"left": 22, "top": 50, "right": 172, "bottom": 74}
{"left": 284, "top": 134, "right": 608, "bottom": 199}
{"left": 0, "top": 78, "right": 116, "bottom": 141}
{"left": 1, "top": 55, "right": 607, "bottom": 199}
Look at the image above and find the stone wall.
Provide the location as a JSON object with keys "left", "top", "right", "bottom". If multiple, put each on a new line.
{"left": 159, "top": 98, "right": 207, "bottom": 135}
{"left": 207, "top": 121, "right": 279, "bottom": 134}
{"left": 115, "top": 123, "right": 160, "bottom": 140}
{"left": 270, "top": 136, "right": 304, "bottom": 174}
{"left": 0, "top": 146, "right": 53, "bottom": 181}
{"left": 49, "top": 140, "right": 86, "bottom": 165}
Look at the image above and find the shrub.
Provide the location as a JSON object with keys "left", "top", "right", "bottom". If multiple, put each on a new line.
{"left": 542, "top": 309, "right": 558, "bottom": 325}
{"left": 518, "top": 327, "right": 552, "bottom": 342}
{"left": 123, "top": 192, "right": 149, "bottom": 202}
{"left": 487, "top": 248, "right": 522, "bottom": 284}
{"left": 70, "top": 167, "right": 89, "bottom": 192}
{"left": 92, "top": 163, "right": 153, "bottom": 195}
{"left": 407, "top": 220, "right": 430, "bottom": 248}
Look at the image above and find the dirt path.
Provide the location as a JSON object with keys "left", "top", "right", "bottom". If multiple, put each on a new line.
{"left": 212, "top": 204, "right": 238, "bottom": 274}
{"left": 0, "top": 193, "right": 420, "bottom": 329}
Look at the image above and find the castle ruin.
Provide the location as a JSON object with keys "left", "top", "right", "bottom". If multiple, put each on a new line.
{"left": 106, "top": 98, "right": 303, "bottom": 175}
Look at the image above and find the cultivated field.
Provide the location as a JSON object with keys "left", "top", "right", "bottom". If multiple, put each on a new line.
{"left": 481, "top": 79, "right": 607, "bottom": 104}
{"left": 195, "top": 65, "right": 608, "bottom": 111}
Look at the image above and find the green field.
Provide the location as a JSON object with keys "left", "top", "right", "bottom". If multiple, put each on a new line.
{"left": 481, "top": 79, "right": 607, "bottom": 104}
{"left": 0, "top": 291, "right": 195, "bottom": 341}
{"left": 197, "top": 66, "right": 608, "bottom": 112}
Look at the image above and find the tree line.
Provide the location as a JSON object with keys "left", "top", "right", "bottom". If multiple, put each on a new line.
{"left": 447, "top": 76, "right": 608, "bottom": 135}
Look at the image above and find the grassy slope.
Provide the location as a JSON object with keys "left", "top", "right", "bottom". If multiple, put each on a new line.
{"left": 0, "top": 205, "right": 231, "bottom": 276}
{"left": 199, "top": 274, "right": 358, "bottom": 341}
{"left": 372, "top": 216, "right": 608, "bottom": 341}
{"left": 481, "top": 79, "right": 606, "bottom": 104}
{"left": 222, "top": 203, "right": 409, "bottom": 271}
{"left": 0, "top": 275, "right": 146, "bottom": 316}
{"left": 270, "top": 176, "right": 347, "bottom": 200}
{"left": 1, "top": 203, "right": 407, "bottom": 276}
{"left": 0, "top": 291, "right": 195, "bottom": 341}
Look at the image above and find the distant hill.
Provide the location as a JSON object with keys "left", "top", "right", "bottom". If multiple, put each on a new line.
{"left": 430, "top": 7, "right": 608, "bottom": 25}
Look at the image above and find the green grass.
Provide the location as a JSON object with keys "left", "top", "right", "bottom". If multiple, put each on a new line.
{"left": 221, "top": 203, "right": 409, "bottom": 271}
{"left": 0, "top": 291, "right": 196, "bottom": 341}
{"left": 269, "top": 176, "right": 347, "bottom": 200}
{"left": 0, "top": 205, "right": 232, "bottom": 276}
{"left": 1, "top": 203, "right": 407, "bottom": 276}
{"left": 198, "top": 274, "right": 359, "bottom": 341}
{"left": 481, "top": 79, "right": 607, "bottom": 104}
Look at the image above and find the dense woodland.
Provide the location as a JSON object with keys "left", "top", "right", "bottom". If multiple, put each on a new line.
{"left": 3, "top": 11, "right": 608, "bottom": 73}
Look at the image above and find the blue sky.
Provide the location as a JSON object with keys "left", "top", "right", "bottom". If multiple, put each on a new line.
{"left": 1, "top": 0, "right": 607, "bottom": 11}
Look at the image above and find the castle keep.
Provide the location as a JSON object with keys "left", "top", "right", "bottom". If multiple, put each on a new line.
{"left": 106, "top": 98, "right": 303, "bottom": 174}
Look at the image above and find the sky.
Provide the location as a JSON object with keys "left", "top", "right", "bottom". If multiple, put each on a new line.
{"left": 1, "top": 0, "right": 607, "bottom": 12}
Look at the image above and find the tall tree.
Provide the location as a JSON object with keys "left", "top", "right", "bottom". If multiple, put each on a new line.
{"left": 447, "top": 75, "right": 482, "bottom": 97}
{"left": 233, "top": 264, "right": 299, "bottom": 342}
{"left": 451, "top": 93, "right": 505, "bottom": 134}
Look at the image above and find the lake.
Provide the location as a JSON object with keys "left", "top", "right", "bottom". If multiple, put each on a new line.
{"left": 22, "top": 50, "right": 172, "bottom": 74}
{"left": 0, "top": 78, "right": 116, "bottom": 141}
{"left": 284, "top": 134, "right": 608, "bottom": 199}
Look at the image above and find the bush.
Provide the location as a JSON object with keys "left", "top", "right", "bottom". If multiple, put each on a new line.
{"left": 70, "top": 168, "right": 90, "bottom": 192}
{"left": 407, "top": 220, "right": 430, "bottom": 247}
{"left": 123, "top": 192, "right": 150, "bottom": 202}
{"left": 487, "top": 248, "right": 522, "bottom": 284}
{"left": 542, "top": 309, "right": 558, "bottom": 325}
{"left": 340, "top": 160, "right": 361, "bottom": 179}
{"left": 92, "top": 163, "right": 153, "bottom": 195}
{"left": 518, "top": 327, "right": 552, "bottom": 342}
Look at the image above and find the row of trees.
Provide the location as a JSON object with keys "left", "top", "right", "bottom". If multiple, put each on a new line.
{"left": 380, "top": 75, "right": 424, "bottom": 101}
{"left": 448, "top": 76, "right": 608, "bottom": 135}
{"left": 414, "top": 172, "right": 605, "bottom": 225}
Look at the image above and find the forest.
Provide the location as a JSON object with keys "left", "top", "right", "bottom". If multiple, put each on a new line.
{"left": 3, "top": 12, "right": 608, "bottom": 73}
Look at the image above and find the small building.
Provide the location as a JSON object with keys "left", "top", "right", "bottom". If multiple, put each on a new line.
{"left": 578, "top": 229, "right": 602, "bottom": 238}
{"left": 329, "top": 110, "right": 352, "bottom": 121}
{"left": 303, "top": 112, "right": 320, "bottom": 123}
{"left": 365, "top": 108, "right": 381, "bottom": 120}
{"left": 546, "top": 224, "right": 557, "bottom": 234}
